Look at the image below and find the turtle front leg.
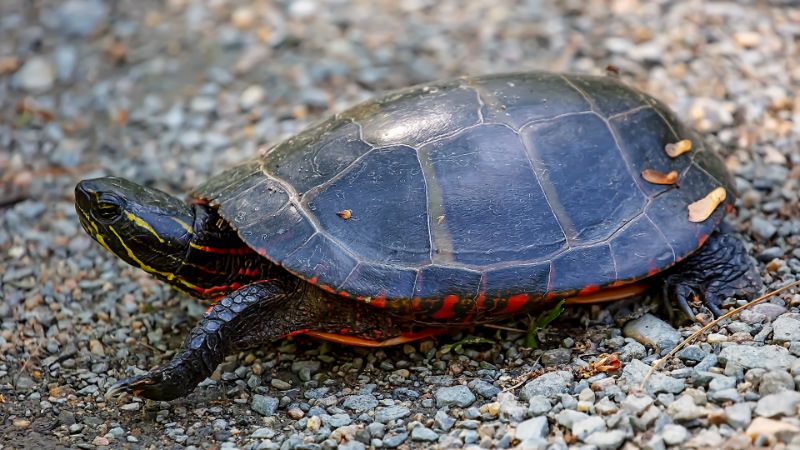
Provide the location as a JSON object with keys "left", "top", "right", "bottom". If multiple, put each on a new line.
{"left": 662, "top": 224, "right": 762, "bottom": 320}
{"left": 106, "top": 280, "right": 408, "bottom": 401}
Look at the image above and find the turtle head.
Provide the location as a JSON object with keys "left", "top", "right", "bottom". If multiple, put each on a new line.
{"left": 75, "top": 177, "right": 193, "bottom": 279}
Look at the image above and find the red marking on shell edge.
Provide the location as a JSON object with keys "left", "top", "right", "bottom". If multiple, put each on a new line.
{"left": 647, "top": 267, "right": 660, "bottom": 277}
{"left": 502, "top": 293, "right": 529, "bottom": 314}
{"left": 287, "top": 329, "right": 309, "bottom": 337}
{"left": 698, "top": 233, "right": 710, "bottom": 246}
{"left": 308, "top": 276, "right": 318, "bottom": 284}
{"left": 578, "top": 285, "right": 600, "bottom": 296}
{"left": 370, "top": 296, "right": 386, "bottom": 308}
{"left": 319, "top": 284, "right": 336, "bottom": 294}
{"left": 546, "top": 292, "right": 559, "bottom": 300}
{"left": 411, "top": 297, "right": 422, "bottom": 311}
{"left": 432, "top": 295, "right": 459, "bottom": 320}
{"left": 338, "top": 291, "right": 351, "bottom": 298}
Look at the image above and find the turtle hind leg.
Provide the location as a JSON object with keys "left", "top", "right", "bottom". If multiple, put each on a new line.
{"left": 106, "top": 280, "right": 408, "bottom": 401}
{"left": 662, "top": 225, "right": 762, "bottom": 320}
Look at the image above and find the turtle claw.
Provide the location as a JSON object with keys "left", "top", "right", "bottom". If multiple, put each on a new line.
{"left": 105, "top": 369, "right": 191, "bottom": 401}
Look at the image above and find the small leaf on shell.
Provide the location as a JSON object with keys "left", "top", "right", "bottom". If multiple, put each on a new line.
{"left": 665, "top": 139, "right": 692, "bottom": 158}
{"left": 688, "top": 187, "right": 726, "bottom": 223}
{"left": 641, "top": 169, "right": 678, "bottom": 185}
{"left": 336, "top": 209, "right": 352, "bottom": 220}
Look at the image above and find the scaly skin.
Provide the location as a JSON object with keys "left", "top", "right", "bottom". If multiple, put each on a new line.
{"left": 105, "top": 280, "right": 411, "bottom": 400}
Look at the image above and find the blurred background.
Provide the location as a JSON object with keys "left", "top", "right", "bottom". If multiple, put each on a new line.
{"left": 1, "top": 0, "right": 799, "bottom": 448}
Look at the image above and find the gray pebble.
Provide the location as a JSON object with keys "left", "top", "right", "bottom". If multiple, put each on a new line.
{"left": 584, "top": 430, "right": 626, "bottom": 450}
{"left": 342, "top": 395, "right": 378, "bottom": 412}
{"left": 374, "top": 405, "right": 410, "bottom": 423}
{"left": 56, "top": 0, "right": 109, "bottom": 37}
{"left": 251, "top": 394, "right": 278, "bottom": 416}
{"left": 621, "top": 394, "right": 653, "bottom": 415}
{"left": 520, "top": 370, "right": 573, "bottom": 400}
{"left": 661, "top": 424, "right": 689, "bottom": 446}
{"left": 435, "top": 385, "right": 476, "bottom": 408}
{"left": 541, "top": 348, "right": 572, "bottom": 365}
{"left": 410, "top": 426, "right": 438, "bottom": 442}
{"left": 555, "top": 409, "right": 589, "bottom": 428}
{"left": 573, "top": 416, "right": 605, "bottom": 440}
{"left": 772, "top": 314, "right": 800, "bottom": 343}
{"left": 676, "top": 345, "right": 706, "bottom": 363}
{"left": 528, "top": 395, "right": 552, "bottom": 416}
{"left": 251, "top": 427, "right": 275, "bottom": 439}
{"left": 468, "top": 379, "right": 500, "bottom": 399}
{"left": 434, "top": 410, "right": 455, "bottom": 431}
{"left": 719, "top": 344, "right": 797, "bottom": 370}
{"left": 623, "top": 314, "right": 680, "bottom": 354}
{"left": 382, "top": 432, "right": 408, "bottom": 448}
{"left": 14, "top": 57, "right": 55, "bottom": 93}
{"left": 751, "top": 217, "right": 777, "bottom": 241}
{"left": 725, "top": 403, "right": 752, "bottom": 429}
{"left": 515, "top": 417, "right": 549, "bottom": 441}
{"left": 758, "top": 369, "right": 794, "bottom": 395}
{"left": 755, "top": 391, "right": 800, "bottom": 417}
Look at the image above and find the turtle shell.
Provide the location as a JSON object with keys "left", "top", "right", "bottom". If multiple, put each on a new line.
{"left": 193, "top": 72, "right": 734, "bottom": 321}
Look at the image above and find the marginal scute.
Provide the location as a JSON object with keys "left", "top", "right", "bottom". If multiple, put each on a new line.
{"left": 281, "top": 234, "right": 358, "bottom": 293}
{"left": 550, "top": 244, "right": 617, "bottom": 293}
{"left": 609, "top": 217, "right": 675, "bottom": 281}
{"left": 611, "top": 107, "right": 690, "bottom": 195}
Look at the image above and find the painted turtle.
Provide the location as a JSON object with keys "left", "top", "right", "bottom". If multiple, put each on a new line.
{"left": 75, "top": 72, "right": 761, "bottom": 401}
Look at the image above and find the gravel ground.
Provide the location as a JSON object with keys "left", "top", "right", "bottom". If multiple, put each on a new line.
{"left": 1, "top": 0, "right": 800, "bottom": 449}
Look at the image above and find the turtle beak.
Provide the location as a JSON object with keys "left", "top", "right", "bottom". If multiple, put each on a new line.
{"left": 74, "top": 180, "right": 96, "bottom": 213}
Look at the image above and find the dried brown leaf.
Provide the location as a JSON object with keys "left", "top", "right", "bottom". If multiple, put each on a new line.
{"left": 665, "top": 139, "right": 692, "bottom": 158}
{"left": 641, "top": 169, "right": 678, "bottom": 185}
{"left": 688, "top": 187, "right": 726, "bottom": 222}
{"left": 336, "top": 209, "right": 352, "bottom": 220}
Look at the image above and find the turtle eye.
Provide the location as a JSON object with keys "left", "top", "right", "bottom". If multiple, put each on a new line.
{"left": 95, "top": 194, "right": 124, "bottom": 222}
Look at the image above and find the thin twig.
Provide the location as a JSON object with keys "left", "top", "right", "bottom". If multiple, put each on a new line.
{"left": 503, "top": 354, "right": 543, "bottom": 392}
{"left": 641, "top": 279, "right": 800, "bottom": 390}
{"left": 482, "top": 323, "right": 526, "bottom": 333}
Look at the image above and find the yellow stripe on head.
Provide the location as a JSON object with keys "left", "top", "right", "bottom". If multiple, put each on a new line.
{"left": 126, "top": 212, "right": 165, "bottom": 243}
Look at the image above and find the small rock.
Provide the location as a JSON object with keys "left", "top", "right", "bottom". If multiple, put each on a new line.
{"left": 435, "top": 385, "right": 476, "bottom": 408}
{"left": 520, "top": 370, "right": 573, "bottom": 400}
{"left": 661, "top": 424, "right": 689, "bottom": 445}
{"left": 527, "top": 395, "right": 552, "bottom": 416}
{"left": 623, "top": 314, "right": 680, "bottom": 353}
{"left": 667, "top": 394, "right": 707, "bottom": 421}
{"left": 755, "top": 391, "right": 800, "bottom": 417}
{"left": 15, "top": 57, "right": 55, "bottom": 93}
{"left": 773, "top": 314, "right": 800, "bottom": 343}
{"left": 240, "top": 85, "right": 265, "bottom": 110}
{"left": 410, "top": 426, "right": 438, "bottom": 442}
{"left": 556, "top": 409, "right": 589, "bottom": 428}
{"left": 746, "top": 417, "right": 800, "bottom": 444}
{"left": 434, "top": 410, "right": 455, "bottom": 431}
{"left": 541, "top": 348, "right": 572, "bottom": 365}
{"left": 725, "top": 403, "right": 753, "bottom": 429}
{"left": 251, "top": 427, "right": 275, "bottom": 439}
{"left": 752, "top": 304, "right": 787, "bottom": 321}
{"left": 622, "top": 394, "right": 653, "bottom": 415}
{"left": 92, "top": 436, "right": 109, "bottom": 446}
{"left": 374, "top": 405, "right": 410, "bottom": 423}
{"left": 287, "top": 407, "right": 304, "bottom": 419}
{"left": 382, "top": 432, "right": 408, "bottom": 448}
{"left": 270, "top": 379, "right": 292, "bottom": 390}
{"left": 584, "top": 430, "right": 626, "bottom": 450}
{"left": 468, "top": 379, "right": 500, "bottom": 399}
{"left": 751, "top": 217, "right": 777, "bottom": 241}
{"left": 89, "top": 339, "right": 105, "bottom": 356}
{"left": 686, "top": 429, "right": 723, "bottom": 447}
{"left": 516, "top": 417, "right": 549, "bottom": 441}
{"left": 251, "top": 395, "right": 278, "bottom": 416}
{"left": 55, "top": 0, "right": 109, "bottom": 37}
{"left": 573, "top": 416, "right": 606, "bottom": 440}
{"left": 719, "top": 344, "right": 796, "bottom": 371}
{"left": 120, "top": 402, "right": 140, "bottom": 412}
{"left": 676, "top": 345, "right": 706, "bottom": 363}
{"left": 759, "top": 370, "right": 794, "bottom": 395}
{"left": 343, "top": 394, "right": 378, "bottom": 411}
{"left": 622, "top": 359, "right": 685, "bottom": 394}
